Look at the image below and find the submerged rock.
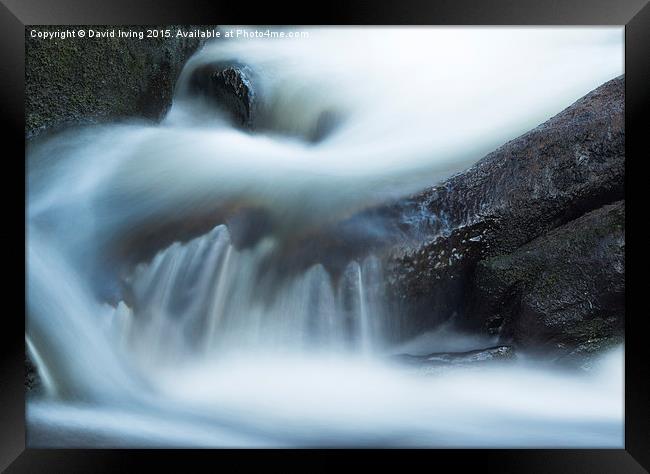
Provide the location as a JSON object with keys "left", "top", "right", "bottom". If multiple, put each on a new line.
{"left": 392, "top": 345, "right": 515, "bottom": 374}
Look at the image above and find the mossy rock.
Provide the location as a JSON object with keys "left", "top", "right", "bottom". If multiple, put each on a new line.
{"left": 26, "top": 25, "right": 210, "bottom": 138}
{"left": 472, "top": 201, "right": 624, "bottom": 365}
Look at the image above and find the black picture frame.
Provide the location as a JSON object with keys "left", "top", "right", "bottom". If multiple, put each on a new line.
{"left": 2, "top": 0, "right": 647, "bottom": 471}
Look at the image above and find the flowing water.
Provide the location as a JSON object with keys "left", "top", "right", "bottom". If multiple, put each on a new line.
{"left": 26, "top": 27, "right": 624, "bottom": 447}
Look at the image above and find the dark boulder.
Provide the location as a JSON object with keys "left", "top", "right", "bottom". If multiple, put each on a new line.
{"left": 386, "top": 76, "right": 625, "bottom": 338}
{"left": 472, "top": 201, "right": 624, "bottom": 367}
{"left": 26, "top": 26, "right": 209, "bottom": 138}
{"left": 187, "top": 62, "right": 256, "bottom": 129}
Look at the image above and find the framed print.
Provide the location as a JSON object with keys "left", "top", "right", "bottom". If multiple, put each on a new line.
{"left": 1, "top": 0, "right": 648, "bottom": 471}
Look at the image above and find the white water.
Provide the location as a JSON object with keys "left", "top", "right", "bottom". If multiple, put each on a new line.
{"left": 26, "top": 27, "right": 624, "bottom": 447}
{"left": 114, "top": 225, "right": 388, "bottom": 364}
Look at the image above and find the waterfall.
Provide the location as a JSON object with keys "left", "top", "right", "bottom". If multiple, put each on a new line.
{"left": 26, "top": 27, "right": 624, "bottom": 447}
{"left": 113, "top": 225, "right": 389, "bottom": 369}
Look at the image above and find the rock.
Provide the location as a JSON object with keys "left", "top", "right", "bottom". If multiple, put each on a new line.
{"left": 187, "top": 62, "right": 256, "bottom": 128}
{"left": 391, "top": 345, "right": 515, "bottom": 374}
{"left": 471, "top": 201, "right": 624, "bottom": 365}
{"left": 25, "top": 354, "right": 41, "bottom": 392}
{"left": 26, "top": 26, "right": 209, "bottom": 138}
{"left": 397, "top": 75, "right": 624, "bottom": 246}
{"left": 186, "top": 62, "right": 346, "bottom": 142}
{"left": 386, "top": 76, "right": 625, "bottom": 338}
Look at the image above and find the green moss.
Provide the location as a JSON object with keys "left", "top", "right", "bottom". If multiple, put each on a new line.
{"left": 26, "top": 25, "right": 206, "bottom": 137}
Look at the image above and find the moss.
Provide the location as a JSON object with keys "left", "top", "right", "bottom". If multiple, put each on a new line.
{"left": 472, "top": 201, "right": 624, "bottom": 362}
{"left": 26, "top": 25, "right": 208, "bottom": 137}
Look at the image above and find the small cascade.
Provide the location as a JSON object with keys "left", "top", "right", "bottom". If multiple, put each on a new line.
{"left": 114, "top": 225, "right": 390, "bottom": 367}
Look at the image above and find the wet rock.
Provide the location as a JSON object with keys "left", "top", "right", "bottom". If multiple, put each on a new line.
{"left": 25, "top": 354, "right": 41, "bottom": 392}
{"left": 186, "top": 62, "right": 346, "bottom": 142}
{"left": 392, "top": 345, "right": 515, "bottom": 373}
{"left": 395, "top": 76, "right": 624, "bottom": 246}
{"left": 187, "top": 62, "right": 256, "bottom": 128}
{"left": 386, "top": 76, "right": 625, "bottom": 339}
{"left": 26, "top": 26, "right": 209, "bottom": 138}
{"left": 471, "top": 201, "right": 624, "bottom": 365}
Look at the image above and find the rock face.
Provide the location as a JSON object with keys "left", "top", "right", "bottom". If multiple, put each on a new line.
{"left": 187, "top": 62, "right": 256, "bottom": 128}
{"left": 472, "top": 201, "right": 624, "bottom": 365}
{"left": 26, "top": 26, "right": 208, "bottom": 138}
{"left": 386, "top": 76, "right": 625, "bottom": 353}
